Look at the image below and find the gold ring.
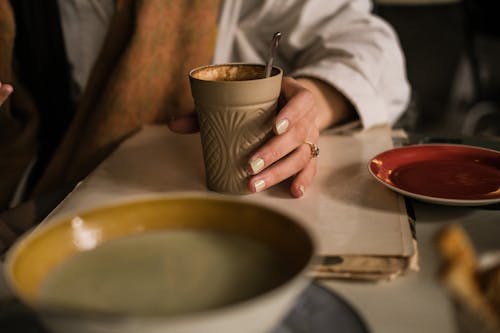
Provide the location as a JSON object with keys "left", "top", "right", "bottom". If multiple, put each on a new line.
{"left": 304, "top": 141, "right": 320, "bottom": 158}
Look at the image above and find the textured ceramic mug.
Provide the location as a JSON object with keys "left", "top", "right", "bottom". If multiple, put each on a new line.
{"left": 189, "top": 64, "right": 283, "bottom": 194}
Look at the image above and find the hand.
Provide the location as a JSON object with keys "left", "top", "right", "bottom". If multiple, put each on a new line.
{"left": 247, "top": 76, "right": 354, "bottom": 198}
{"left": 168, "top": 76, "right": 354, "bottom": 198}
{"left": 166, "top": 113, "right": 199, "bottom": 133}
{"left": 167, "top": 84, "right": 318, "bottom": 198}
{"left": 0, "top": 81, "right": 13, "bottom": 107}
{"left": 244, "top": 77, "right": 319, "bottom": 197}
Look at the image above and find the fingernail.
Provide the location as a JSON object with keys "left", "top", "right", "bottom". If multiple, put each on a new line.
{"left": 274, "top": 118, "right": 289, "bottom": 135}
{"left": 253, "top": 179, "right": 266, "bottom": 192}
{"left": 299, "top": 185, "right": 305, "bottom": 196}
{"left": 248, "top": 157, "right": 265, "bottom": 174}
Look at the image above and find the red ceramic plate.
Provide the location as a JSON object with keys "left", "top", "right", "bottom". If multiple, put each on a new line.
{"left": 368, "top": 144, "right": 500, "bottom": 206}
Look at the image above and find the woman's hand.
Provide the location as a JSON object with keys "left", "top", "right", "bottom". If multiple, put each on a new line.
{"left": 168, "top": 76, "right": 354, "bottom": 198}
{"left": 0, "top": 81, "right": 13, "bottom": 107}
{"left": 246, "top": 76, "right": 354, "bottom": 198}
{"left": 166, "top": 114, "right": 198, "bottom": 133}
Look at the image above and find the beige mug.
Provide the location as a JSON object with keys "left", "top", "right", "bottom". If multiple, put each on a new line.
{"left": 189, "top": 64, "right": 283, "bottom": 194}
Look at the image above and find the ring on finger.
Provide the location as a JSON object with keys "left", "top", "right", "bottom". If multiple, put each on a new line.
{"left": 304, "top": 141, "right": 320, "bottom": 158}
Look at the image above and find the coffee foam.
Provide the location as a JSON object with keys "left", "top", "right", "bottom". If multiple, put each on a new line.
{"left": 192, "top": 65, "right": 266, "bottom": 81}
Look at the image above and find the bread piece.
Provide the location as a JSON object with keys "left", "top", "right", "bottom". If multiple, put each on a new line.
{"left": 436, "top": 224, "right": 499, "bottom": 331}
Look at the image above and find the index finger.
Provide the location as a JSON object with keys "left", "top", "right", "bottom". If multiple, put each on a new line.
{"left": 273, "top": 77, "right": 315, "bottom": 135}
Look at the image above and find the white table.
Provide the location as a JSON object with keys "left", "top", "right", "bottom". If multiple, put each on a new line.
{"left": 1, "top": 126, "right": 499, "bottom": 333}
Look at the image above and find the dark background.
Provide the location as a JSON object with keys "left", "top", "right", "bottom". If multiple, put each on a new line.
{"left": 375, "top": 0, "right": 500, "bottom": 138}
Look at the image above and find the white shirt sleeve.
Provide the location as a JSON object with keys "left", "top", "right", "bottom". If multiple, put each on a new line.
{"left": 215, "top": 0, "right": 411, "bottom": 128}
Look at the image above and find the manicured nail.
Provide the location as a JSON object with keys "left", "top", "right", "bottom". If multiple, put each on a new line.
{"left": 299, "top": 185, "right": 305, "bottom": 196}
{"left": 253, "top": 179, "right": 266, "bottom": 192}
{"left": 249, "top": 157, "right": 265, "bottom": 174}
{"left": 274, "top": 118, "right": 289, "bottom": 135}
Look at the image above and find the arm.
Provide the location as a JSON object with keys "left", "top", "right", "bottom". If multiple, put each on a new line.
{"left": 226, "top": 0, "right": 410, "bottom": 128}
{"left": 238, "top": 0, "right": 410, "bottom": 197}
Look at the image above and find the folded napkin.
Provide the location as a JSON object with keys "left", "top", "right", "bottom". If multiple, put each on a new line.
{"left": 42, "top": 124, "right": 418, "bottom": 281}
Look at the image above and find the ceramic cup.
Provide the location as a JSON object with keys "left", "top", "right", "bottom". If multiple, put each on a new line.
{"left": 189, "top": 64, "right": 283, "bottom": 194}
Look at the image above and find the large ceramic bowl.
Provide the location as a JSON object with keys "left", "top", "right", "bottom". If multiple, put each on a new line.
{"left": 4, "top": 194, "right": 315, "bottom": 333}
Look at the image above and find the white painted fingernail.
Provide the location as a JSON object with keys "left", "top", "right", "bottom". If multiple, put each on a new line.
{"left": 299, "top": 185, "right": 305, "bottom": 196}
{"left": 275, "top": 118, "right": 289, "bottom": 135}
{"left": 253, "top": 179, "right": 266, "bottom": 192}
{"left": 249, "top": 158, "right": 265, "bottom": 174}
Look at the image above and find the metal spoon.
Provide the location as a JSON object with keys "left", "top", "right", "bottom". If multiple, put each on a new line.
{"left": 265, "top": 32, "right": 282, "bottom": 78}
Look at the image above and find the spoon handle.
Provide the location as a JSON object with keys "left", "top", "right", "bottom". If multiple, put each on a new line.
{"left": 265, "top": 32, "right": 282, "bottom": 78}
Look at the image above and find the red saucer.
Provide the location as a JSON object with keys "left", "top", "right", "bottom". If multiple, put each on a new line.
{"left": 369, "top": 144, "right": 500, "bottom": 206}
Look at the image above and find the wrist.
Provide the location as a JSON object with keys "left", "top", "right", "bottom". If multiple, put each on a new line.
{"left": 295, "top": 77, "right": 356, "bottom": 131}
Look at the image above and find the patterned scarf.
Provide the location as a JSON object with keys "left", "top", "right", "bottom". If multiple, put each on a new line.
{"left": 0, "top": 0, "right": 220, "bottom": 209}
